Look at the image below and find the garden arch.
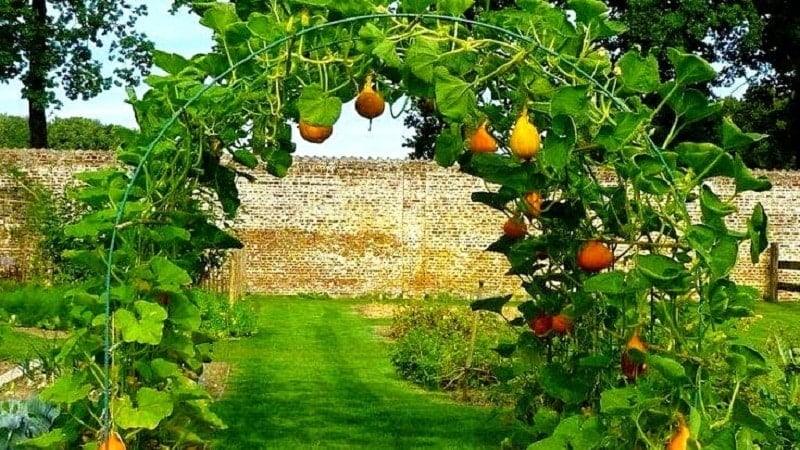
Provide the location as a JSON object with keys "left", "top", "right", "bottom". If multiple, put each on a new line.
{"left": 38, "top": 3, "right": 779, "bottom": 449}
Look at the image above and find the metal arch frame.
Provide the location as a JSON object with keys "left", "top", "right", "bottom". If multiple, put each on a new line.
{"left": 99, "top": 11, "right": 667, "bottom": 436}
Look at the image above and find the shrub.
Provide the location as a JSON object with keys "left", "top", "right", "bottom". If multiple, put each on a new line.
{"left": 389, "top": 303, "right": 516, "bottom": 395}
{"left": 193, "top": 290, "right": 258, "bottom": 338}
{"left": 0, "top": 282, "right": 99, "bottom": 330}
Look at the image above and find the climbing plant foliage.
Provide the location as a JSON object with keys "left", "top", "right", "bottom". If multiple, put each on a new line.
{"left": 30, "top": 0, "right": 798, "bottom": 448}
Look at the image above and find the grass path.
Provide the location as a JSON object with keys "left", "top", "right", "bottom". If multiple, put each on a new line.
{"left": 209, "top": 296, "right": 520, "bottom": 449}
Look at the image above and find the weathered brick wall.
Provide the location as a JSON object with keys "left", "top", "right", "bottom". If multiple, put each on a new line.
{"left": 1, "top": 149, "right": 799, "bottom": 299}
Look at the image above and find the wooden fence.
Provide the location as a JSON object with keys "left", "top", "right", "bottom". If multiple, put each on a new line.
{"left": 198, "top": 249, "right": 247, "bottom": 302}
{"left": 765, "top": 243, "right": 800, "bottom": 302}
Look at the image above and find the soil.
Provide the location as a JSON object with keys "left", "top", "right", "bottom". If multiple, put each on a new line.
{"left": 351, "top": 302, "right": 398, "bottom": 319}
{"left": 0, "top": 362, "right": 49, "bottom": 401}
{"left": 199, "top": 362, "right": 231, "bottom": 400}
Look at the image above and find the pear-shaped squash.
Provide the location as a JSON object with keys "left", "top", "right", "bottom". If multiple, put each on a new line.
{"left": 468, "top": 120, "right": 498, "bottom": 153}
{"left": 509, "top": 106, "right": 541, "bottom": 160}
{"left": 355, "top": 74, "right": 385, "bottom": 120}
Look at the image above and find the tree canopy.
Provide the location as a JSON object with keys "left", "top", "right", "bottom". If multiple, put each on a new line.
{"left": 0, "top": 114, "right": 133, "bottom": 150}
{"left": 0, "top": 1, "right": 153, "bottom": 148}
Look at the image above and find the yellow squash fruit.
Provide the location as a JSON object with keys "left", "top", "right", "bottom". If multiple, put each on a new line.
{"left": 468, "top": 120, "right": 498, "bottom": 153}
{"left": 666, "top": 414, "right": 691, "bottom": 450}
{"left": 509, "top": 106, "right": 541, "bottom": 160}
{"left": 355, "top": 74, "right": 385, "bottom": 120}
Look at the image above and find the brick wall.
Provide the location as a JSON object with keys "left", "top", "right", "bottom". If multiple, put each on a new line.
{"left": 1, "top": 149, "right": 798, "bottom": 299}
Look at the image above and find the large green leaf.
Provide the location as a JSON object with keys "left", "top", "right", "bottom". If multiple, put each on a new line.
{"left": 539, "top": 364, "right": 590, "bottom": 404}
{"left": 709, "top": 235, "right": 739, "bottom": 280}
{"left": 168, "top": 294, "right": 202, "bottom": 330}
{"left": 436, "top": 0, "right": 474, "bottom": 15}
{"left": 199, "top": 3, "right": 239, "bottom": 33}
{"left": 406, "top": 38, "right": 440, "bottom": 83}
{"left": 40, "top": 373, "right": 92, "bottom": 404}
{"left": 247, "top": 13, "right": 285, "bottom": 41}
{"left": 617, "top": 51, "right": 660, "bottom": 94}
{"left": 646, "top": 355, "right": 690, "bottom": 384}
{"left": 151, "top": 256, "right": 192, "bottom": 287}
{"left": 733, "top": 154, "right": 772, "bottom": 193}
{"left": 434, "top": 125, "right": 464, "bottom": 167}
{"left": 636, "top": 254, "right": 687, "bottom": 282}
{"left": 596, "top": 110, "right": 648, "bottom": 151}
{"left": 540, "top": 115, "right": 576, "bottom": 171}
{"left": 152, "top": 50, "right": 192, "bottom": 75}
{"left": 17, "top": 429, "right": 66, "bottom": 448}
{"left": 568, "top": 0, "right": 607, "bottom": 24}
{"left": 668, "top": 88, "right": 723, "bottom": 124}
{"left": 599, "top": 386, "right": 637, "bottom": 415}
{"left": 667, "top": 47, "right": 716, "bottom": 87}
{"left": 297, "top": 85, "right": 342, "bottom": 126}
{"left": 675, "top": 142, "right": 735, "bottom": 179}
{"left": 583, "top": 270, "right": 626, "bottom": 294}
{"left": 114, "top": 387, "right": 174, "bottom": 430}
{"left": 721, "top": 116, "right": 768, "bottom": 150}
{"left": 550, "top": 85, "right": 589, "bottom": 117}
{"left": 434, "top": 67, "right": 476, "bottom": 121}
{"left": 459, "top": 152, "right": 541, "bottom": 192}
{"left": 552, "top": 415, "right": 604, "bottom": 450}
{"left": 747, "top": 203, "right": 768, "bottom": 264}
{"left": 115, "top": 301, "right": 168, "bottom": 345}
{"left": 470, "top": 188, "right": 519, "bottom": 211}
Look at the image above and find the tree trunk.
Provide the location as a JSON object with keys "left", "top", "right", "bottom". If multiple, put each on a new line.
{"left": 26, "top": 0, "right": 48, "bottom": 149}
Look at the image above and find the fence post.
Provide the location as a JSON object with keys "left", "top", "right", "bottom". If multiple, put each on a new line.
{"left": 767, "top": 242, "right": 779, "bottom": 302}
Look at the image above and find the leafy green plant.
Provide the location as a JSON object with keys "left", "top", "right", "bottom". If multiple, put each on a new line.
{"left": 0, "top": 398, "right": 60, "bottom": 450}
{"left": 389, "top": 304, "right": 516, "bottom": 393}
{"left": 0, "top": 283, "right": 99, "bottom": 330}
{"left": 38, "top": 0, "right": 785, "bottom": 447}
{"left": 194, "top": 290, "right": 257, "bottom": 338}
{"left": 0, "top": 166, "right": 87, "bottom": 282}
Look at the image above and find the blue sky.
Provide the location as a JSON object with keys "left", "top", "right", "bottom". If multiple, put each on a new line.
{"left": 0, "top": 4, "right": 412, "bottom": 159}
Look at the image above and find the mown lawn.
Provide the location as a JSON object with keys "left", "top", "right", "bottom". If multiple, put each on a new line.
{"left": 209, "top": 295, "right": 527, "bottom": 449}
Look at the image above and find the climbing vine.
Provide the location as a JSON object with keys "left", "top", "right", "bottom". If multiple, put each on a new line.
{"left": 26, "top": 0, "right": 797, "bottom": 448}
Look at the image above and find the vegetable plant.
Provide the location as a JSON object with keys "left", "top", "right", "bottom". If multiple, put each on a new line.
{"left": 38, "top": 0, "right": 790, "bottom": 447}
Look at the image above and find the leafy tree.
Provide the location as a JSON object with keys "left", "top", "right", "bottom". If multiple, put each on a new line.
{"left": 0, "top": 1, "right": 153, "bottom": 148}
{"left": 0, "top": 115, "right": 133, "bottom": 150}
{"left": 723, "top": 85, "right": 792, "bottom": 169}
{"left": 0, "top": 115, "right": 29, "bottom": 149}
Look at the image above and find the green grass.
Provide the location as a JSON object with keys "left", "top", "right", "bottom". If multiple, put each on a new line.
{"left": 209, "top": 295, "right": 527, "bottom": 449}
{"left": 735, "top": 300, "right": 800, "bottom": 350}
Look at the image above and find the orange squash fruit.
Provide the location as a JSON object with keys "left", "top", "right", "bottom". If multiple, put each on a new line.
{"left": 551, "top": 313, "right": 574, "bottom": 335}
{"left": 355, "top": 74, "right": 385, "bottom": 120}
{"left": 502, "top": 216, "right": 527, "bottom": 239}
{"left": 666, "top": 414, "right": 691, "bottom": 450}
{"left": 298, "top": 120, "right": 333, "bottom": 144}
{"left": 523, "top": 191, "right": 542, "bottom": 218}
{"left": 576, "top": 240, "right": 614, "bottom": 272}
{"left": 468, "top": 120, "right": 498, "bottom": 153}
{"left": 99, "top": 431, "right": 126, "bottom": 450}
{"left": 621, "top": 328, "right": 647, "bottom": 380}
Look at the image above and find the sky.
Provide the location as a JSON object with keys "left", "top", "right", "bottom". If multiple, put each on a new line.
{"left": 0, "top": 3, "right": 413, "bottom": 159}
